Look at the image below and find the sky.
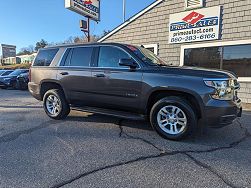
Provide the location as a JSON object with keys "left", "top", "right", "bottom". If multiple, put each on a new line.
{"left": 0, "top": 0, "right": 154, "bottom": 52}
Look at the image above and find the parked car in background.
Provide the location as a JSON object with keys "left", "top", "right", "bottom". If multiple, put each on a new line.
{"left": 0, "top": 70, "right": 14, "bottom": 77}
{"left": 0, "top": 70, "right": 5, "bottom": 76}
{"left": 17, "top": 72, "right": 29, "bottom": 90}
{"left": 0, "top": 69, "right": 29, "bottom": 89}
{"left": 29, "top": 43, "right": 242, "bottom": 140}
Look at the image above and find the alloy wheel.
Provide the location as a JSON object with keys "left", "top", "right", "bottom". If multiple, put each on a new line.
{"left": 45, "top": 94, "right": 61, "bottom": 116}
{"left": 157, "top": 105, "right": 187, "bottom": 135}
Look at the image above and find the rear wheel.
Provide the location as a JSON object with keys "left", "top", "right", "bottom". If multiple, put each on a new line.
{"left": 150, "top": 96, "right": 197, "bottom": 140}
{"left": 43, "top": 89, "right": 70, "bottom": 120}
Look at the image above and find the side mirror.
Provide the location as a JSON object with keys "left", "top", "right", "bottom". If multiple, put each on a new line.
{"left": 119, "top": 58, "right": 137, "bottom": 69}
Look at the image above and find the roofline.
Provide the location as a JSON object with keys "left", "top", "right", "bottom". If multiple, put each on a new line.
{"left": 44, "top": 42, "right": 98, "bottom": 49}
{"left": 43, "top": 42, "right": 130, "bottom": 49}
{"left": 98, "top": 0, "right": 164, "bottom": 43}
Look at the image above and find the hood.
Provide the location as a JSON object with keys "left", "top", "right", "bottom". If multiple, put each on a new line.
{"left": 154, "top": 66, "right": 237, "bottom": 79}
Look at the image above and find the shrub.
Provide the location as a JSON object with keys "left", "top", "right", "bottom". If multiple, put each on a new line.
{"left": 0, "top": 63, "right": 31, "bottom": 70}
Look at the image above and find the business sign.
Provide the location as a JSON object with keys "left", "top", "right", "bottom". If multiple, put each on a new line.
{"left": 169, "top": 6, "right": 221, "bottom": 44}
{"left": 65, "top": 0, "right": 100, "bottom": 21}
{"left": 1, "top": 44, "right": 16, "bottom": 58}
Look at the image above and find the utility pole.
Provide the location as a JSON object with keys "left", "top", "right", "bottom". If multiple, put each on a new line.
{"left": 123, "top": 0, "right": 126, "bottom": 22}
{"left": 87, "top": 17, "right": 90, "bottom": 42}
{"left": 80, "top": 18, "right": 90, "bottom": 42}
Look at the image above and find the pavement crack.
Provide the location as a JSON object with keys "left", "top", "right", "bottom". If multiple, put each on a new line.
{"left": 118, "top": 119, "right": 165, "bottom": 153}
{"left": 185, "top": 153, "right": 238, "bottom": 188}
{"left": 51, "top": 152, "right": 166, "bottom": 188}
{"left": 0, "top": 120, "right": 61, "bottom": 144}
{"left": 236, "top": 118, "right": 251, "bottom": 138}
{"left": 52, "top": 119, "right": 250, "bottom": 187}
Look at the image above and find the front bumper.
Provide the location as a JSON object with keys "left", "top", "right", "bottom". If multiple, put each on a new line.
{"left": 0, "top": 81, "right": 10, "bottom": 87}
{"left": 204, "top": 99, "right": 242, "bottom": 128}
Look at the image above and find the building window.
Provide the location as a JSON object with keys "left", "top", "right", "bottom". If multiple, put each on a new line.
{"left": 185, "top": 0, "right": 203, "bottom": 10}
{"left": 184, "top": 47, "right": 222, "bottom": 69}
{"left": 143, "top": 44, "right": 159, "bottom": 55}
{"left": 184, "top": 44, "right": 251, "bottom": 77}
{"left": 223, "top": 45, "right": 251, "bottom": 77}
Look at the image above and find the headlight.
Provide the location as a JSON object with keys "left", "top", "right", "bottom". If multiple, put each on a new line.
{"left": 204, "top": 79, "right": 234, "bottom": 100}
{"left": 3, "top": 78, "right": 11, "bottom": 81}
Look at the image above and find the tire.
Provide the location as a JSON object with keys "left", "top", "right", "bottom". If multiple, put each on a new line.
{"left": 150, "top": 96, "right": 197, "bottom": 140}
{"left": 13, "top": 81, "right": 19, "bottom": 90}
{"left": 19, "top": 83, "right": 28, "bottom": 90}
{"left": 43, "top": 89, "right": 70, "bottom": 120}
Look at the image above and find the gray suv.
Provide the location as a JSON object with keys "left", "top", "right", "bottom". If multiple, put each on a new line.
{"left": 29, "top": 43, "right": 242, "bottom": 140}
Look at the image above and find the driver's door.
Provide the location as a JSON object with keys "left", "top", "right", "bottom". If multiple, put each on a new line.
{"left": 90, "top": 46, "right": 143, "bottom": 112}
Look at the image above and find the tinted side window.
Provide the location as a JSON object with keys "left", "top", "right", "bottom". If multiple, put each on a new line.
{"left": 33, "top": 49, "right": 59, "bottom": 66}
{"left": 98, "top": 46, "right": 130, "bottom": 68}
{"left": 69, "top": 47, "right": 93, "bottom": 67}
{"left": 60, "top": 48, "right": 71, "bottom": 66}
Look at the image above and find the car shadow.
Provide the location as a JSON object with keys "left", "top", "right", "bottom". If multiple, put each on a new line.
{"left": 64, "top": 110, "right": 250, "bottom": 146}
{"left": 65, "top": 112, "right": 153, "bottom": 131}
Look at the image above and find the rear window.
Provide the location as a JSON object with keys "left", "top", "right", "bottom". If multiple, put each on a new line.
{"left": 33, "top": 48, "right": 59, "bottom": 66}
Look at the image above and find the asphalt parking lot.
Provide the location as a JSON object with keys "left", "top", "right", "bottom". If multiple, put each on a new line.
{"left": 0, "top": 89, "right": 250, "bottom": 188}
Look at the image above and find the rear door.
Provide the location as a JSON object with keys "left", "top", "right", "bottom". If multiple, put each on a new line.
{"left": 57, "top": 46, "right": 95, "bottom": 106}
{"left": 91, "top": 46, "right": 143, "bottom": 112}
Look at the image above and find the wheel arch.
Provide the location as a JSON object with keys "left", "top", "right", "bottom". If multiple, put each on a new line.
{"left": 40, "top": 80, "right": 67, "bottom": 101}
{"left": 146, "top": 87, "right": 204, "bottom": 119}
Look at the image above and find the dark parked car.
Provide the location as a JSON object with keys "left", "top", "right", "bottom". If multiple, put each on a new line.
{"left": 0, "top": 70, "right": 13, "bottom": 77}
{"left": 17, "top": 72, "right": 29, "bottom": 90}
{"left": 0, "top": 69, "right": 29, "bottom": 89}
{"left": 28, "top": 43, "right": 242, "bottom": 140}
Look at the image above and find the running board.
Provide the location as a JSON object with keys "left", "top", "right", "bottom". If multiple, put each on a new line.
{"left": 71, "top": 106, "right": 145, "bottom": 120}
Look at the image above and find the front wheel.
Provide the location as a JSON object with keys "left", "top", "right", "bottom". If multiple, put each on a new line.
{"left": 43, "top": 89, "right": 70, "bottom": 120}
{"left": 12, "top": 81, "right": 19, "bottom": 89}
{"left": 150, "top": 97, "right": 197, "bottom": 140}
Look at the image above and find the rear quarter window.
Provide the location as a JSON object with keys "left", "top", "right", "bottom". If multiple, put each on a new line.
{"left": 33, "top": 48, "right": 59, "bottom": 66}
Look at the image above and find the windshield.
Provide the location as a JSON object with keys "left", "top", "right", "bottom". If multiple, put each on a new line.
{"left": 2, "top": 70, "right": 13, "bottom": 76}
{"left": 126, "top": 45, "right": 167, "bottom": 66}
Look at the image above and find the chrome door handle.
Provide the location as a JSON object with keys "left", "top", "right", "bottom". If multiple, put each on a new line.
{"left": 94, "top": 74, "right": 106, "bottom": 78}
{"left": 60, "top": 72, "right": 69, "bottom": 75}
